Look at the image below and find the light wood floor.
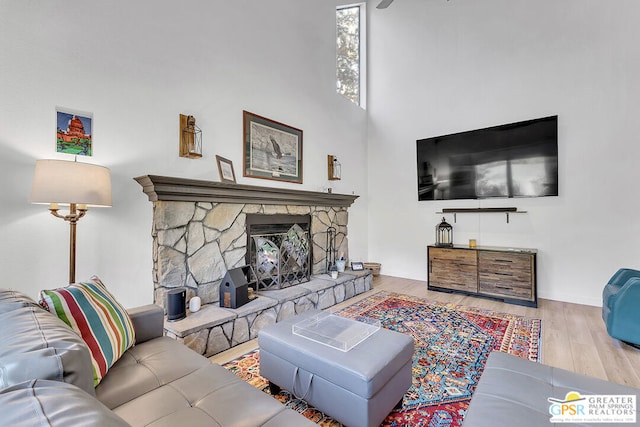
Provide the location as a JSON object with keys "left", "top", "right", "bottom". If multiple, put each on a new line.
{"left": 211, "top": 275, "right": 640, "bottom": 389}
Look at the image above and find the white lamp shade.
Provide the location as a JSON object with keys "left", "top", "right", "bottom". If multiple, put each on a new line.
{"left": 30, "top": 159, "right": 112, "bottom": 207}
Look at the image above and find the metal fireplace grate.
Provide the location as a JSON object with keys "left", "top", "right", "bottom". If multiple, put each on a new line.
{"left": 246, "top": 214, "right": 312, "bottom": 290}
{"left": 252, "top": 223, "right": 310, "bottom": 290}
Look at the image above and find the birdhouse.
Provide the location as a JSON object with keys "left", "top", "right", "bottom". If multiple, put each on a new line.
{"left": 219, "top": 265, "right": 256, "bottom": 309}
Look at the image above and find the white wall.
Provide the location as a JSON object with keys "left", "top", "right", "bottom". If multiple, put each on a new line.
{"left": 367, "top": 0, "right": 640, "bottom": 306}
{"left": 5, "top": 0, "right": 635, "bottom": 309}
{"left": 0, "top": 0, "right": 368, "bottom": 307}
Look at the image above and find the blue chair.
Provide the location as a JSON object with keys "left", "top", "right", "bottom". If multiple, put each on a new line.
{"left": 602, "top": 268, "right": 640, "bottom": 347}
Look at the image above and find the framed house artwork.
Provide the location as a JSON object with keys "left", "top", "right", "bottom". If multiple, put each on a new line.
{"left": 351, "top": 262, "right": 365, "bottom": 271}
{"left": 243, "top": 110, "right": 303, "bottom": 184}
{"left": 56, "top": 108, "right": 93, "bottom": 156}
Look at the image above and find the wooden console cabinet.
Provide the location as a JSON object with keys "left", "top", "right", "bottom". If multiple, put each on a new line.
{"left": 428, "top": 245, "right": 537, "bottom": 307}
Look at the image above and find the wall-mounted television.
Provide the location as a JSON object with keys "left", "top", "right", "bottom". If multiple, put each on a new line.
{"left": 417, "top": 116, "right": 558, "bottom": 201}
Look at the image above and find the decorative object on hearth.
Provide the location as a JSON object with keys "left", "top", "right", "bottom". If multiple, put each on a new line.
{"left": 224, "top": 291, "right": 541, "bottom": 427}
{"left": 325, "top": 226, "right": 336, "bottom": 273}
{"left": 469, "top": 238, "right": 477, "bottom": 248}
{"left": 216, "top": 155, "right": 236, "bottom": 183}
{"left": 243, "top": 110, "right": 303, "bottom": 184}
{"left": 189, "top": 296, "right": 202, "bottom": 313}
{"left": 435, "top": 217, "right": 453, "bottom": 247}
{"left": 329, "top": 265, "right": 338, "bottom": 279}
{"left": 30, "top": 159, "right": 112, "bottom": 283}
{"left": 327, "top": 155, "right": 341, "bottom": 180}
{"left": 220, "top": 265, "right": 256, "bottom": 309}
{"left": 363, "top": 262, "right": 381, "bottom": 276}
{"left": 167, "top": 288, "right": 186, "bottom": 321}
{"left": 179, "top": 114, "right": 202, "bottom": 158}
{"left": 335, "top": 252, "right": 346, "bottom": 272}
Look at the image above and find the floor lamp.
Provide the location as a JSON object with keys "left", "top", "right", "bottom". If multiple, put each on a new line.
{"left": 30, "top": 159, "right": 112, "bottom": 284}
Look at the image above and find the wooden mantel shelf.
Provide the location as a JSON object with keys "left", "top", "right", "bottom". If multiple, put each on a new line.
{"left": 134, "top": 175, "right": 359, "bottom": 207}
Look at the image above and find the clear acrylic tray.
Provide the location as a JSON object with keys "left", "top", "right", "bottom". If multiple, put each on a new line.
{"left": 292, "top": 311, "right": 380, "bottom": 352}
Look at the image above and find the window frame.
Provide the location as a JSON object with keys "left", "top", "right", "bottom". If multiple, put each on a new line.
{"left": 336, "top": 2, "right": 367, "bottom": 109}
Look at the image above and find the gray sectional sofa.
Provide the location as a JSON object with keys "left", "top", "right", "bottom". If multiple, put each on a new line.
{"left": 0, "top": 289, "right": 315, "bottom": 427}
{"left": 464, "top": 351, "right": 640, "bottom": 427}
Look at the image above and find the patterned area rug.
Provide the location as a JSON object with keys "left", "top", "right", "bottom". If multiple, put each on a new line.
{"left": 223, "top": 291, "right": 541, "bottom": 426}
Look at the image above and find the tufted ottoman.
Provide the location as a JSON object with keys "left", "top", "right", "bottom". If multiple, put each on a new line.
{"left": 258, "top": 310, "right": 414, "bottom": 427}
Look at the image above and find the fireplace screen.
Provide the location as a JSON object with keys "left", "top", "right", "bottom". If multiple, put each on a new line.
{"left": 252, "top": 223, "right": 310, "bottom": 289}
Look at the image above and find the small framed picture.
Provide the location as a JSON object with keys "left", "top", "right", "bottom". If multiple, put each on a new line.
{"left": 216, "top": 155, "right": 236, "bottom": 183}
{"left": 351, "top": 262, "right": 364, "bottom": 271}
{"left": 56, "top": 107, "right": 93, "bottom": 156}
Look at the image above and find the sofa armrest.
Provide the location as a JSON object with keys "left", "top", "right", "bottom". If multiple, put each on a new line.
{"left": 128, "top": 304, "right": 164, "bottom": 344}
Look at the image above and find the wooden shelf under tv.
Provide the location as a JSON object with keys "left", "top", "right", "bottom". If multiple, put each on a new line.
{"left": 435, "top": 207, "right": 527, "bottom": 223}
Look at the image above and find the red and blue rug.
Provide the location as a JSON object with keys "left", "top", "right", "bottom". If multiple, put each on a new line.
{"left": 223, "top": 291, "right": 542, "bottom": 426}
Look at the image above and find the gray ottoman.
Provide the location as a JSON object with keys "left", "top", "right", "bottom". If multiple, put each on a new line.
{"left": 258, "top": 310, "right": 414, "bottom": 427}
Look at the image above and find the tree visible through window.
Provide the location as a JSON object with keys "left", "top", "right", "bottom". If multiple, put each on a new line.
{"left": 336, "top": 5, "right": 361, "bottom": 106}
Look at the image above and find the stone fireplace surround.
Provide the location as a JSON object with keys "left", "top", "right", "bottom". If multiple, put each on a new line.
{"left": 135, "top": 175, "right": 371, "bottom": 356}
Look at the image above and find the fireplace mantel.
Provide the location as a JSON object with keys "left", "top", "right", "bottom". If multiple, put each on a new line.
{"left": 134, "top": 175, "right": 359, "bottom": 207}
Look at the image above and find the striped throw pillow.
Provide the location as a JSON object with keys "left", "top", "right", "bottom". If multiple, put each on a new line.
{"left": 39, "top": 276, "right": 135, "bottom": 387}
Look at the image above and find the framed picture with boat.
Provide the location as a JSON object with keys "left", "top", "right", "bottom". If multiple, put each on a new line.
{"left": 243, "top": 110, "right": 303, "bottom": 184}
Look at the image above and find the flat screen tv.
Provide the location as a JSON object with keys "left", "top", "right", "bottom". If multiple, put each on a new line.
{"left": 417, "top": 116, "right": 558, "bottom": 201}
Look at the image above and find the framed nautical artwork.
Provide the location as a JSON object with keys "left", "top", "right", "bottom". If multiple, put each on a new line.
{"left": 242, "top": 110, "right": 303, "bottom": 184}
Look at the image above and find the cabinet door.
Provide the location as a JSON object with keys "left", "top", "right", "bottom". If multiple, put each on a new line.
{"left": 478, "top": 251, "right": 534, "bottom": 301}
{"left": 429, "top": 247, "right": 478, "bottom": 293}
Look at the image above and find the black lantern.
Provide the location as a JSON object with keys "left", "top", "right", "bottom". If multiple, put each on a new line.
{"left": 435, "top": 217, "right": 453, "bottom": 247}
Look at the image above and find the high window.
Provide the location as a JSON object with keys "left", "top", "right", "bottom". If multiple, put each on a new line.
{"left": 336, "top": 3, "right": 366, "bottom": 107}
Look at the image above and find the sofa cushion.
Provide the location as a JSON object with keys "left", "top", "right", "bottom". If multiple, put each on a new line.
{"left": 0, "top": 379, "right": 130, "bottom": 427}
{"left": 113, "top": 365, "right": 317, "bottom": 427}
{"left": 0, "top": 296, "right": 95, "bottom": 395}
{"left": 95, "top": 336, "right": 212, "bottom": 409}
{"left": 97, "top": 337, "right": 315, "bottom": 427}
{"left": 40, "top": 276, "right": 135, "bottom": 387}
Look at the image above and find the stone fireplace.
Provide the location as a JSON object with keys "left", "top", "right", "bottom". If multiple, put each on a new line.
{"left": 135, "top": 175, "right": 359, "bottom": 309}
